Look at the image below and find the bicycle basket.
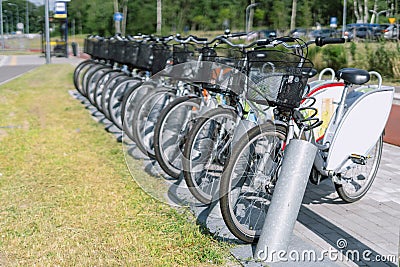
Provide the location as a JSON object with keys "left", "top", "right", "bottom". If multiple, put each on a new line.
{"left": 151, "top": 44, "right": 172, "bottom": 73}
{"left": 122, "top": 41, "right": 140, "bottom": 66}
{"left": 246, "top": 50, "right": 313, "bottom": 109}
{"left": 109, "top": 39, "right": 127, "bottom": 63}
{"left": 84, "top": 38, "right": 92, "bottom": 55}
{"left": 97, "top": 39, "right": 110, "bottom": 60}
{"left": 172, "top": 43, "right": 197, "bottom": 65}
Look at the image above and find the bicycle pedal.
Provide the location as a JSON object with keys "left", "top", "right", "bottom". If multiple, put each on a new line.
{"left": 349, "top": 154, "right": 369, "bottom": 165}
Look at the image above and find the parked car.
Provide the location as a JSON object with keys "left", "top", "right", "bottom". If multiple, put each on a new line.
{"left": 345, "top": 26, "right": 373, "bottom": 40}
{"left": 383, "top": 24, "right": 399, "bottom": 40}
{"left": 345, "top": 23, "right": 387, "bottom": 40}
{"left": 308, "top": 28, "right": 337, "bottom": 39}
{"left": 259, "top": 29, "right": 277, "bottom": 39}
{"left": 289, "top": 28, "right": 308, "bottom": 38}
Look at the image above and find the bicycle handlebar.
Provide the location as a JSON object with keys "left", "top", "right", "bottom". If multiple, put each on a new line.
{"left": 315, "top": 37, "right": 346, "bottom": 46}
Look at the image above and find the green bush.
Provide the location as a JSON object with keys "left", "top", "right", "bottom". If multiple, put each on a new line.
{"left": 367, "top": 43, "right": 393, "bottom": 77}
{"left": 321, "top": 45, "right": 348, "bottom": 71}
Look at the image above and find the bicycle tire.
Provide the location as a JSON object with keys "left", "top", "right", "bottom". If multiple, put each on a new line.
{"left": 131, "top": 88, "right": 177, "bottom": 158}
{"left": 121, "top": 82, "right": 152, "bottom": 142}
{"left": 73, "top": 59, "right": 93, "bottom": 94}
{"left": 108, "top": 77, "right": 142, "bottom": 129}
{"left": 101, "top": 73, "right": 129, "bottom": 120}
{"left": 80, "top": 61, "right": 101, "bottom": 97}
{"left": 183, "top": 107, "right": 238, "bottom": 204}
{"left": 334, "top": 134, "right": 383, "bottom": 203}
{"left": 219, "top": 123, "right": 286, "bottom": 243}
{"left": 153, "top": 96, "right": 202, "bottom": 178}
{"left": 82, "top": 63, "right": 108, "bottom": 98}
{"left": 93, "top": 70, "right": 122, "bottom": 111}
{"left": 87, "top": 66, "right": 113, "bottom": 106}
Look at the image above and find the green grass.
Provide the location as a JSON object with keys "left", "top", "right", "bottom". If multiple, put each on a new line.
{"left": 0, "top": 64, "right": 235, "bottom": 266}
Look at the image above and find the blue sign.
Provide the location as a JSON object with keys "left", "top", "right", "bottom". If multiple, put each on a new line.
{"left": 54, "top": 1, "right": 67, "bottom": 19}
{"left": 114, "top": 12, "right": 123, "bottom": 22}
{"left": 330, "top": 17, "right": 338, "bottom": 28}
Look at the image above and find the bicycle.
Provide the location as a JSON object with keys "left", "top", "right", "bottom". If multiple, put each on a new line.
{"left": 218, "top": 36, "right": 394, "bottom": 243}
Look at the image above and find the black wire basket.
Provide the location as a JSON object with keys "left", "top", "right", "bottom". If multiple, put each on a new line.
{"left": 122, "top": 41, "right": 140, "bottom": 66}
{"left": 246, "top": 49, "right": 313, "bottom": 109}
{"left": 97, "top": 39, "right": 110, "bottom": 60}
{"left": 85, "top": 38, "right": 100, "bottom": 58}
{"left": 108, "top": 39, "right": 128, "bottom": 63}
{"left": 172, "top": 43, "right": 197, "bottom": 65}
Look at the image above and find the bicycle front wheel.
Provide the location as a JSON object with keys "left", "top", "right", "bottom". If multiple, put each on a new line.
{"left": 219, "top": 123, "right": 286, "bottom": 243}
{"left": 131, "top": 88, "right": 177, "bottom": 158}
{"left": 108, "top": 77, "right": 142, "bottom": 129}
{"left": 154, "top": 96, "right": 202, "bottom": 178}
{"left": 183, "top": 107, "right": 238, "bottom": 204}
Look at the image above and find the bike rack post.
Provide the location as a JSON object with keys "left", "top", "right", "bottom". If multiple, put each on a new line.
{"left": 254, "top": 139, "right": 318, "bottom": 262}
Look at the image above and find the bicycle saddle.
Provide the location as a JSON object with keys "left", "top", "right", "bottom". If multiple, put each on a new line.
{"left": 336, "top": 68, "right": 370, "bottom": 85}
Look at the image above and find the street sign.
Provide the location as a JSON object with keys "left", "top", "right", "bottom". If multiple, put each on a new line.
{"left": 54, "top": 1, "right": 67, "bottom": 19}
{"left": 114, "top": 12, "right": 123, "bottom": 22}
{"left": 330, "top": 17, "right": 338, "bottom": 28}
{"left": 17, "top": 23, "right": 24, "bottom": 30}
{"left": 389, "top": 17, "right": 396, "bottom": 24}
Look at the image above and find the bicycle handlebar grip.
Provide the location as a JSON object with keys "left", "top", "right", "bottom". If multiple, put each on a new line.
{"left": 277, "top": 37, "right": 297, "bottom": 42}
{"left": 188, "top": 35, "right": 208, "bottom": 42}
{"left": 257, "top": 39, "right": 271, "bottom": 46}
{"left": 315, "top": 37, "right": 346, "bottom": 46}
{"left": 229, "top": 32, "right": 247, "bottom": 38}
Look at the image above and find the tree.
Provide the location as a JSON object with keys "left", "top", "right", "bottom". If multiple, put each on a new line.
{"left": 290, "top": 0, "right": 298, "bottom": 31}
{"left": 297, "top": 0, "right": 313, "bottom": 28}
{"left": 272, "top": 0, "right": 289, "bottom": 31}
{"left": 353, "top": 0, "right": 369, "bottom": 23}
{"left": 156, "top": 0, "right": 161, "bottom": 34}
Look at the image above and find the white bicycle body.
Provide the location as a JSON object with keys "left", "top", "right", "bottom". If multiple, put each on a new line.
{"left": 302, "top": 70, "right": 394, "bottom": 178}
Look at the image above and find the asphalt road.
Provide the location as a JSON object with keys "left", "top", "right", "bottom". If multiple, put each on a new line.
{"left": 0, "top": 54, "right": 83, "bottom": 85}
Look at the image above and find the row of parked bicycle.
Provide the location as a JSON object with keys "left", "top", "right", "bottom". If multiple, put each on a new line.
{"left": 72, "top": 31, "right": 394, "bottom": 243}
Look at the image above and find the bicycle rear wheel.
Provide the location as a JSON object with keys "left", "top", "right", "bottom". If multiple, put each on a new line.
{"left": 219, "top": 123, "right": 286, "bottom": 243}
{"left": 334, "top": 134, "right": 383, "bottom": 203}
{"left": 154, "top": 96, "right": 202, "bottom": 178}
{"left": 183, "top": 107, "right": 238, "bottom": 204}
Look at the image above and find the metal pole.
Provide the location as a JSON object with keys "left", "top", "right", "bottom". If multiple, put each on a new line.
{"left": 26, "top": 0, "right": 29, "bottom": 34}
{"left": 245, "top": 3, "right": 258, "bottom": 33}
{"left": 255, "top": 139, "right": 318, "bottom": 262}
{"left": 65, "top": 18, "right": 68, "bottom": 58}
{"left": 342, "top": 0, "right": 347, "bottom": 37}
{"left": 4, "top": 15, "right": 8, "bottom": 34}
{"left": 45, "top": 0, "right": 51, "bottom": 64}
{"left": 1, "top": 0, "right": 4, "bottom": 50}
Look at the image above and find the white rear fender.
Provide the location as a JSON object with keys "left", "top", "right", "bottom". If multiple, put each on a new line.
{"left": 325, "top": 86, "right": 394, "bottom": 172}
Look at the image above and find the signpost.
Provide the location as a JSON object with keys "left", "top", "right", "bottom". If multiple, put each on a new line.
{"left": 114, "top": 12, "right": 123, "bottom": 34}
{"left": 54, "top": 1, "right": 67, "bottom": 19}
{"left": 114, "top": 12, "right": 123, "bottom": 22}
{"left": 330, "top": 17, "right": 338, "bottom": 28}
{"left": 54, "top": 0, "right": 70, "bottom": 58}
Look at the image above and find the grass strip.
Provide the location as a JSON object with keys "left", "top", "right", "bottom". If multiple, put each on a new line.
{"left": 0, "top": 64, "right": 234, "bottom": 266}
